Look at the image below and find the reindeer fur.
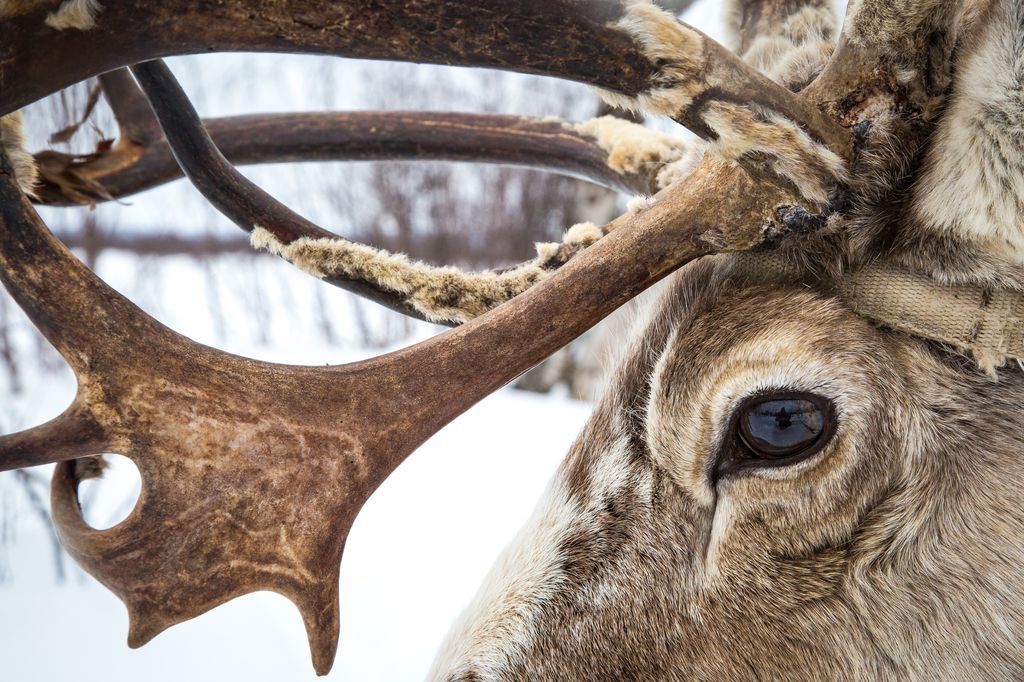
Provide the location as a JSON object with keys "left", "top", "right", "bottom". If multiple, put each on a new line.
{"left": 596, "top": 2, "right": 707, "bottom": 117}
{"left": 44, "top": 0, "right": 101, "bottom": 30}
{"left": 432, "top": 1, "right": 1024, "bottom": 678}
{"left": 432, "top": 252, "right": 1024, "bottom": 680}
{"left": 596, "top": 1, "right": 849, "bottom": 209}
{"left": 574, "top": 115, "right": 699, "bottom": 191}
{"left": 732, "top": 3, "right": 836, "bottom": 90}
{"left": 913, "top": 0, "right": 1024, "bottom": 264}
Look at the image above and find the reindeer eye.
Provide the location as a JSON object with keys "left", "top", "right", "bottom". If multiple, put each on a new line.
{"left": 726, "top": 393, "right": 836, "bottom": 471}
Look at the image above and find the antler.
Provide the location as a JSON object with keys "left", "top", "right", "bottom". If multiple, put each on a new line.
{"left": 0, "top": 107, "right": 797, "bottom": 675}
{"left": 4, "top": 0, "right": 851, "bottom": 203}
{"left": 124, "top": 60, "right": 591, "bottom": 324}
{"left": 805, "top": 0, "right": 965, "bottom": 125}
{"left": 35, "top": 110, "right": 673, "bottom": 205}
{"left": 35, "top": 68, "right": 686, "bottom": 206}
{"left": 2, "top": 0, "right": 655, "bottom": 116}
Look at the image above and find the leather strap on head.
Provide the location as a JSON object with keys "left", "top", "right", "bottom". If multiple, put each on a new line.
{"left": 729, "top": 252, "right": 1024, "bottom": 375}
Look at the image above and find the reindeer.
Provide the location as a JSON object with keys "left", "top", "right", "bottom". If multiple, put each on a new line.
{"left": 2, "top": 0, "right": 1023, "bottom": 678}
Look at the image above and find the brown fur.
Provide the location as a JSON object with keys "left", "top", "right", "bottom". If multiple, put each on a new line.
{"left": 250, "top": 222, "right": 605, "bottom": 325}
{"left": 431, "top": 2, "right": 1024, "bottom": 678}
{"left": 433, "top": 255, "right": 1024, "bottom": 680}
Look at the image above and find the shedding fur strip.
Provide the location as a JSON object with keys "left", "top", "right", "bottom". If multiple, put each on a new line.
{"left": 250, "top": 223, "right": 605, "bottom": 325}
{"left": 44, "top": 0, "right": 101, "bottom": 30}
{"left": 702, "top": 101, "right": 847, "bottom": 206}
{"left": 596, "top": 2, "right": 846, "bottom": 205}
{"left": 731, "top": 252, "right": 1024, "bottom": 375}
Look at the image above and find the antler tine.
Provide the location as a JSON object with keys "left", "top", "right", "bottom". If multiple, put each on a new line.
{"left": 0, "top": 0, "right": 659, "bottom": 117}
{"left": 97, "top": 68, "right": 163, "bottom": 147}
{"left": 34, "top": 109, "right": 672, "bottom": 206}
{"left": 0, "top": 405, "right": 109, "bottom": 472}
{"left": 2, "top": 86, "right": 803, "bottom": 673}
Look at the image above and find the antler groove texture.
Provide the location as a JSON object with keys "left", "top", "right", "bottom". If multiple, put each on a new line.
{"left": 1, "top": 0, "right": 656, "bottom": 118}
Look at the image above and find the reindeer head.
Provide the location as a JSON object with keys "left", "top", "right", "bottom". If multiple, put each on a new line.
{"left": 433, "top": 257, "right": 1024, "bottom": 678}
{"left": 432, "top": 1, "right": 1024, "bottom": 676}
{"left": 2, "top": 0, "right": 1023, "bottom": 677}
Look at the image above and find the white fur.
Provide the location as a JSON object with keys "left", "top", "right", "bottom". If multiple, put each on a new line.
{"left": 428, "top": 475, "right": 580, "bottom": 679}
{"left": 574, "top": 115, "right": 694, "bottom": 188}
{"left": 45, "top": 0, "right": 101, "bottom": 30}
{"left": 703, "top": 495, "right": 732, "bottom": 580}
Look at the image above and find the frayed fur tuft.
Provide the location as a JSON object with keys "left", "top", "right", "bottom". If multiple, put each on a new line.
{"left": 73, "top": 455, "right": 108, "bottom": 481}
{"left": 594, "top": 1, "right": 705, "bottom": 117}
{"left": 626, "top": 195, "right": 655, "bottom": 214}
{"left": 655, "top": 145, "right": 706, "bottom": 188}
{"left": 702, "top": 101, "right": 848, "bottom": 206}
{"left": 45, "top": 0, "right": 101, "bottom": 30}
{"left": 251, "top": 223, "right": 606, "bottom": 325}
{"left": 575, "top": 116, "right": 692, "bottom": 187}
{"left": 0, "top": 112, "right": 39, "bottom": 197}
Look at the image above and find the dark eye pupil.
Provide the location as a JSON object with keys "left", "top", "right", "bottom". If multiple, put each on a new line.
{"left": 739, "top": 398, "right": 825, "bottom": 458}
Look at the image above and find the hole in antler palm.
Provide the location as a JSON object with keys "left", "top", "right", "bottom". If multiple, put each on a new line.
{"left": 75, "top": 454, "right": 141, "bottom": 530}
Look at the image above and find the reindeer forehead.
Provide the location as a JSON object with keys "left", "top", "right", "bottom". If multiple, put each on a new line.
{"left": 643, "top": 260, "right": 889, "bottom": 395}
